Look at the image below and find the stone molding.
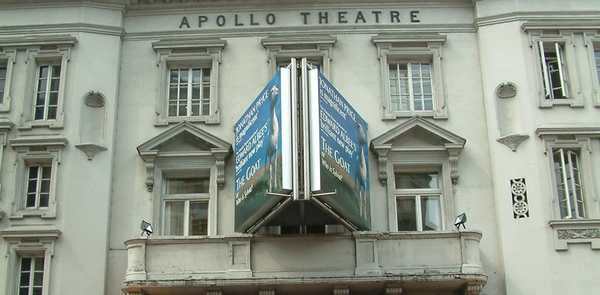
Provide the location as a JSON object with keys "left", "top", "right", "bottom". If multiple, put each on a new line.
{"left": 549, "top": 219, "right": 600, "bottom": 250}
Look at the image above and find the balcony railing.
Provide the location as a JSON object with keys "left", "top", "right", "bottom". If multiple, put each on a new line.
{"left": 122, "top": 230, "right": 486, "bottom": 295}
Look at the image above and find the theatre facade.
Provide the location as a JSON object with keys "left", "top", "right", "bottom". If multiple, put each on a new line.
{"left": 0, "top": 1, "right": 599, "bottom": 295}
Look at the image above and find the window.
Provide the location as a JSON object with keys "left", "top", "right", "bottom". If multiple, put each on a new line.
{"left": 372, "top": 34, "right": 447, "bottom": 119}
{"left": 168, "top": 68, "right": 211, "bottom": 118}
{"left": 585, "top": 35, "right": 600, "bottom": 107}
{"left": 1, "top": 224, "right": 59, "bottom": 295}
{"left": 152, "top": 38, "right": 226, "bottom": 125}
{"left": 18, "top": 256, "right": 45, "bottom": 295}
{"left": 163, "top": 177, "right": 210, "bottom": 236}
{"left": 388, "top": 62, "right": 433, "bottom": 112}
{"left": 9, "top": 135, "right": 67, "bottom": 219}
{"left": 137, "top": 122, "right": 232, "bottom": 236}
{"left": 536, "top": 127, "right": 598, "bottom": 220}
{"left": 553, "top": 148, "right": 585, "bottom": 219}
{"left": 262, "top": 35, "right": 336, "bottom": 78}
{"left": 523, "top": 24, "right": 583, "bottom": 108}
{"left": 0, "top": 64, "right": 6, "bottom": 104}
{"left": 395, "top": 172, "right": 443, "bottom": 231}
{"left": 536, "top": 126, "right": 600, "bottom": 250}
{"left": 538, "top": 41, "right": 569, "bottom": 100}
{"left": 34, "top": 64, "right": 61, "bottom": 121}
{"left": 26, "top": 165, "right": 52, "bottom": 210}
{"left": 370, "top": 117, "right": 465, "bottom": 231}
{"left": 0, "top": 48, "right": 16, "bottom": 112}
{"left": 17, "top": 36, "right": 76, "bottom": 129}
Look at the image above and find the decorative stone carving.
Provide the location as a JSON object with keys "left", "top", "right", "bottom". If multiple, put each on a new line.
{"left": 75, "top": 143, "right": 107, "bottom": 160}
{"left": 497, "top": 134, "right": 529, "bottom": 151}
{"left": 558, "top": 229, "right": 600, "bottom": 240}
{"left": 259, "top": 289, "right": 274, "bottom": 295}
{"left": 370, "top": 116, "right": 466, "bottom": 187}
{"left": 84, "top": 91, "right": 106, "bottom": 107}
{"left": 375, "top": 148, "right": 389, "bottom": 186}
{"left": 511, "top": 178, "right": 529, "bottom": 218}
{"left": 496, "top": 82, "right": 517, "bottom": 99}
{"left": 464, "top": 284, "right": 483, "bottom": 295}
{"left": 333, "top": 286, "right": 349, "bottom": 295}
{"left": 137, "top": 122, "right": 232, "bottom": 192}
{"left": 386, "top": 286, "right": 403, "bottom": 295}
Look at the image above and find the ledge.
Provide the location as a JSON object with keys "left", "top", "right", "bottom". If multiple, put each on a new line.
{"left": 549, "top": 219, "right": 600, "bottom": 250}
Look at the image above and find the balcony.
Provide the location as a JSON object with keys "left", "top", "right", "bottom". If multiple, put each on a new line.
{"left": 122, "top": 230, "right": 486, "bottom": 295}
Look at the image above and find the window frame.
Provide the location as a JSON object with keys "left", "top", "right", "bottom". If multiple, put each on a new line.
{"left": 162, "top": 175, "right": 212, "bottom": 236}
{"left": 372, "top": 34, "right": 447, "bottom": 120}
{"left": 523, "top": 25, "right": 583, "bottom": 108}
{"left": 9, "top": 135, "right": 67, "bottom": 219}
{"left": 536, "top": 129, "right": 598, "bottom": 221}
{"left": 0, "top": 225, "right": 60, "bottom": 295}
{"left": 370, "top": 117, "right": 465, "bottom": 232}
{"left": 387, "top": 60, "right": 435, "bottom": 112}
{"left": 261, "top": 35, "right": 336, "bottom": 78}
{"left": 137, "top": 122, "right": 232, "bottom": 237}
{"left": 18, "top": 36, "right": 76, "bottom": 130}
{"left": 0, "top": 48, "right": 16, "bottom": 112}
{"left": 152, "top": 38, "right": 226, "bottom": 126}
{"left": 584, "top": 33, "right": 600, "bottom": 107}
{"left": 394, "top": 169, "right": 445, "bottom": 232}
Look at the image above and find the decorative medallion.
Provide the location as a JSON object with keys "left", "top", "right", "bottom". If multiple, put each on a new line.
{"left": 511, "top": 178, "right": 529, "bottom": 218}
{"left": 496, "top": 82, "right": 517, "bottom": 99}
{"left": 84, "top": 91, "right": 106, "bottom": 108}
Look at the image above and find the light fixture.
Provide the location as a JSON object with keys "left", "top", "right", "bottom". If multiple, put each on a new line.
{"left": 454, "top": 213, "right": 467, "bottom": 229}
{"left": 140, "top": 220, "right": 153, "bottom": 236}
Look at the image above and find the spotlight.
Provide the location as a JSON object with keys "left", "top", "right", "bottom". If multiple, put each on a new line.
{"left": 140, "top": 220, "right": 153, "bottom": 236}
{"left": 454, "top": 213, "right": 467, "bottom": 229}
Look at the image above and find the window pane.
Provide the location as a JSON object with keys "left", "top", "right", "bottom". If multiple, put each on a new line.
{"left": 164, "top": 201, "right": 184, "bottom": 236}
{"left": 189, "top": 201, "right": 209, "bottom": 235}
{"left": 396, "top": 198, "right": 416, "bottom": 231}
{"left": 33, "top": 272, "right": 44, "bottom": 285}
{"left": 395, "top": 173, "right": 439, "bottom": 189}
{"left": 51, "top": 65, "right": 61, "bottom": 78}
{"left": 39, "top": 66, "right": 48, "bottom": 78}
{"left": 166, "top": 178, "right": 209, "bottom": 194}
{"left": 20, "top": 272, "right": 30, "bottom": 286}
{"left": 421, "top": 196, "right": 442, "bottom": 231}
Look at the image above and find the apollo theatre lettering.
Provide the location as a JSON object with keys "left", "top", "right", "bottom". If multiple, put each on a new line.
{"left": 179, "top": 10, "right": 421, "bottom": 28}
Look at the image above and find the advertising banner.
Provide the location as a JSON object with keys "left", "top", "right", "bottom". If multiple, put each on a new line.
{"left": 309, "top": 69, "right": 371, "bottom": 230}
{"left": 234, "top": 69, "right": 292, "bottom": 232}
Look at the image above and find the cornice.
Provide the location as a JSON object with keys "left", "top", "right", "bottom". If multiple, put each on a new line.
{"left": 127, "top": 0, "right": 474, "bottom": 14}
{"left": 0, "top": 0, "right": 127, "bottom": 11}
{"left": 123, "top": 25, "right": 477, "bottom": 42}
{"left": 0, "top": 24, "right": 125, "bottom": 38}
{"left": 475, "top": 11, "right": 600, "bottom": 28}
{"left": 9, "top": 135, "right": 69, "bottom": 149}
{"left": 0, "top": 224, "right": 61, "bottom": 240}
{"left": 535, "top": 125, "right": 600, "bottom": 138}
{"left": 0, "top": 34, "right": 77, "bottom": 49}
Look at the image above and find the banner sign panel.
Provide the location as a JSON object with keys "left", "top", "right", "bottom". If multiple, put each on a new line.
{"left": 234, "top": 69, "right": 292, "bottom": 232}
{"left": 309, "top": 69, "right": 371, "bottom": 230}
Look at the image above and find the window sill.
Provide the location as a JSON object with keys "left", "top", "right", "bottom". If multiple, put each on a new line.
{"left": 539, "top": 98, "right": 584, "bottom": 108}
{"left": 548, "top": 219, "right": 600, "bottom": 250}
{"left": 154, "top": 115, "right": 220, "bottom": 126}
{"left": 382, "top": 109, "right": 448, "bottom": 120}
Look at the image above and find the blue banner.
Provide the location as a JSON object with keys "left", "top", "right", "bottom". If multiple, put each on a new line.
{"left": 234, "top": 69, "right": 292, "bottom": 232}
{"left": 309, "top": 70, "right": 371, "bottom": 230}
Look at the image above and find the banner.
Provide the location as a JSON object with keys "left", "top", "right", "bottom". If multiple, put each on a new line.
{"left": 309, "top": 69, "right": 371, "bottom": 230}
{"left": 234, "top": 69, "right": 292, "bottom": 232}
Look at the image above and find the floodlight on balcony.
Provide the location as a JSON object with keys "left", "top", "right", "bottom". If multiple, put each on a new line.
{"left": 140, "top": 220, "right": 153, "bottom": 236}
{"left": 454, "top": 213, "right": 467, "bottom": 229}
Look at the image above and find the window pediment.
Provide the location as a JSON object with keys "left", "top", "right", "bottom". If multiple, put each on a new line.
{"left": 370, "top": 116, "right": 465, "bottom": 185}
{"left": 137, "top": 122, "right": 232, "bottom": 191}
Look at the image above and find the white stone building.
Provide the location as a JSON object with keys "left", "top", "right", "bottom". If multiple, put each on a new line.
{"left": 0, "top": 0, "right": 599, "bottom": 294}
